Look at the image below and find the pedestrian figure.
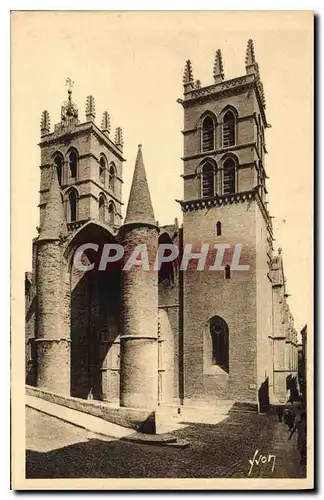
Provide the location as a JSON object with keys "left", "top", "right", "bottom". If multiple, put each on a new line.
{"left": 284, "top": 407, "right": 295, "bottom": 430}
{"left": 277, "top": 405, "right": 283, "bottom": 422}
{"left": 289, "top": 410, "right": 306, "bottom": 466}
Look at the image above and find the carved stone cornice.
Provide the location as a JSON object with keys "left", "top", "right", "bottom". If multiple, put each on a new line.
{"left": 181, "top": 113, "right": 256, "bottom": 135}
{"left": 178, "top": 74, "right": 267, "bottom": 127}
{"left": 182, "top": 142, "right": 257, "bottom": 162}
{"left": 181, "top": 75, "right": 254, "bottom": 103}
{"left": 177, "top": 186, "right": 273, "bottom": 231}
{"left": 66, "top": 219, "right": 89, "bottom": 232}
{"left": 39, "top": 122, "right": 126, "bottom": 162}
{"left": 176, "top": 189, "right": 257, "bottom": 212}
{"left": 181, "top": 160, "right": 258, "bottom": 179}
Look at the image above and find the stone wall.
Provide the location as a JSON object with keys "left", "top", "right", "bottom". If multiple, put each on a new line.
{"left": 183, "top": 200, "right": 258, "bottom": 403}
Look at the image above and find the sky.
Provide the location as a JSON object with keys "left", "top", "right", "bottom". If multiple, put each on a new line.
{"left": 11, "top": 11, "right": 313, "bottom": 333}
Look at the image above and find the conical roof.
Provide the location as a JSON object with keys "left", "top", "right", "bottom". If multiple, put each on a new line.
{"left": 38, "top": 167, "right": 67, "bottom": 241}
{"left": 124, "top": 144, "right": 156, "bottom": 226}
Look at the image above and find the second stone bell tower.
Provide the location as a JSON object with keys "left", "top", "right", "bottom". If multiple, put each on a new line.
{"left": 178, "top": 40, "right": 275, "bottom": 407}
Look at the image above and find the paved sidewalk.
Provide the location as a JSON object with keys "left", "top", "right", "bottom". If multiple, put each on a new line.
{"left": 26, "top": 395, "right": 134, "bottom": 439}
{"left": 26, "top": 406, "right": 307, "bottom": 479}
{"left": 259, "top": 418, "right": 307, "bottom": 479}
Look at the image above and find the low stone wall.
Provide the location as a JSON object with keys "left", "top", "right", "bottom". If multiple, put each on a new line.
{"left": 26, "top": 385, "right": 156, "bottom": 434}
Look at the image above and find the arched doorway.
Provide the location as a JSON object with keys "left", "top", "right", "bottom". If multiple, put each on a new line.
{"left": 65, "top": 222, "right": 121, "bottom": 402}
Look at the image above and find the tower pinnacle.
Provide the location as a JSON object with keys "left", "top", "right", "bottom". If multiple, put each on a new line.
{"left": 85, "top": 95, "right": 96, "bottom": 122}
{"left": 40, "top": 110, "right": 51, "bottom": 136}
{"left": 38, "top": 167, "right": 67, "bottom": 241}
{"left": 245, "top": 40, "right": 266, "bottom": 109}
{"left": 213, "top": 49, "right": 224, "bottom": 84}
{"left": 183, "top": 60, "right": 195, "bottom": 91}
{"left": 114, "top": 127, "right": 124, "bottom": 151}
{"left": 101, "top": 111, "right": 111, "bottom": 135}
{"left": 124, "top": 144, "right": 156, "bottom": 227}
{"left": 245, "top": 39, "right": 256, "bottom": 69}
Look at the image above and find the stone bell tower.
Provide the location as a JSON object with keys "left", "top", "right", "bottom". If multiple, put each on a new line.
{"left": 38, "top": 79, "right": 125, "bottom": 236}
{"left": 178, "top": 40, "right": 275, "bottom": 408}
{"left": 29, "top": 80, "right": 127, "bottom": 395}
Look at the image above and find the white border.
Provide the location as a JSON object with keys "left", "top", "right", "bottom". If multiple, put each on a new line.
{"left": 3, "top": 2, "right": 321, "bottom": 498}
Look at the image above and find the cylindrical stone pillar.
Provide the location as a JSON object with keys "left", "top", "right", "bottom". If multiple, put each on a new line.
{"left": 120, "top": 225, "right": 158, "bottom": 408}
{"left": 35, "top": 240, "right": 70, "bottom": 395}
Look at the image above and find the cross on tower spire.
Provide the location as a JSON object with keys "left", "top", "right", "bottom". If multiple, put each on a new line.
{"left": 65, "top": 77, "right": 74, "bottom": 101}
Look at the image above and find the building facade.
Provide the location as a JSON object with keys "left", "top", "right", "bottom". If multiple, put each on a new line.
{"left": 25, "top": 40, "right": 299, "bottom": 412}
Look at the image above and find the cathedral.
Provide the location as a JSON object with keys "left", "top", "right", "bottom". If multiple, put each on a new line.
{"left": 25, "top": 40, "right": 299, "bottom": 417}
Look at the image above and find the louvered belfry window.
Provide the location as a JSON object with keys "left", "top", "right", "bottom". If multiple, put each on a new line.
{"left": 202, "top": 162, "right": 215, "bottom": 198}
{"left": 99, "top": 157, "right": 105, "bottom": 184}
{"left": 223, "top": 111, "right": 236, "bottom": 148}
{"left": 108, "top": 201, "right": 115, "bottom": 226}
{"left": 223, "top": 158, "right": 236, "bottom": 194}
{"left": 202, "top": 116, "right": 214, "bottom": 152}
{"left": 99, "top": 195, "right": 105, "bottom": 222}
{"left": 69, "top": 151, "right": 78, "bottom": 179}
{"left": 54, "top": 155, "right": 63, "bottom": 187}
{"left": 68, "top": 190, "right": 77, "bottom": 222}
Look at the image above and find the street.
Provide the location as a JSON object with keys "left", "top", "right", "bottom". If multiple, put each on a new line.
{"left": 26, "top": 407, "right": 306, "bottom": 479}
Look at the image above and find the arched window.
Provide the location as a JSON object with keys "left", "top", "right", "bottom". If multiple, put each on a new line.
{"left": 223, "top": 110, "right": 236, "bottom": 147}
{"left": 99, "top": 195, "right": 105, "bottom": 222}
{"left": 209, "top": 316, "right": 229, "bottom": 373}
{"left": 54, "top": 154, "right": 63, "bottom": 186}
{"left": 108, "top": 201, "right": 115, "bottom": 226}
{"left": 109, "top": 163, "right": 116, "bottom": 192}
{"left": 225, "top": 264, "right": 231, "bottom": 280}
{"left": 99, "top": 157, "right": 105, "bottom": 184}
{"left": 202, "top": 116, "right": 215, "bottom": 152}
{"left": 216, "top": 221, "right": 222, "bottom": 236}
{"left": 223, "top": 157, "right": 236, "bottom": 194}
{"left": 201, "top": 162, "right": 215, "bottom": 198}
{"left": 68, "top": 189, "right": 78, "bottom": 222}
{"left": 69, "top": 150, "right": 78, "bottom": 179}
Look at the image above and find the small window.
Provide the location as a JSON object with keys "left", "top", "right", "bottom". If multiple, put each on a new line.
{"left": 225, "top": 264, "right": 231, "bottom": 279}
{"left": 69, "top": 151, "right": 77, "bottom": 179}
{"left": 202, "top": 116, "right": 214, "bottom": 152}
{"left": 223, "top": 111, "right": 236, "bottom": 148}
{"left": 68, "top": 190, "right": 77, "bottom": 222}
{"left": 99, "top": 195, "right": 105, "bottom": 222}
{"left": 54, "top": 155, "right": 63, "bottom": 186}
{"left": 109, "top": 164, "right": 115, "bottom": 191}
{"left": 99, "top": 157, "right": 105, "bottom": 184}
{"left": 201, "top": 162, "right": 215, "bottom": 198}
{"left": 216, "top": 221, "right": 221, "bottom": 236}
{"left": 223, "top": 158, "right": 236, "bottom": 194}
{"left": 108, "top": 201, "right": 115, "bottom": 226}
